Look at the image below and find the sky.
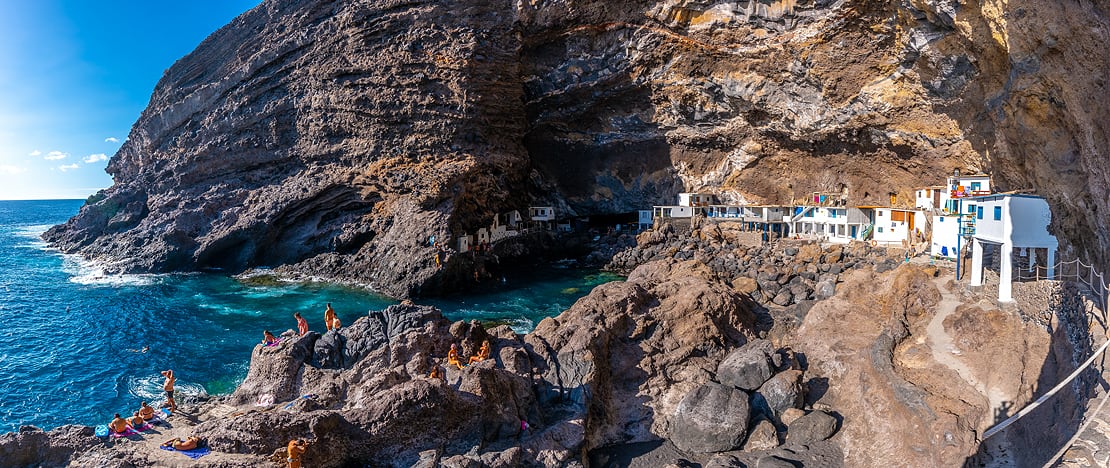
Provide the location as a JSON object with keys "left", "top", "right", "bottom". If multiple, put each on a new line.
{"left": 0, "top": 0, "right": 261, "bottom": 200}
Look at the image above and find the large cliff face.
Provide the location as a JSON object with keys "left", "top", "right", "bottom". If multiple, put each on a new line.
{"left": 44, "top": 0, "right": 1110, "bottom": 296}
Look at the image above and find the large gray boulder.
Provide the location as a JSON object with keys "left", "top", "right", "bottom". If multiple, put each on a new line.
{"left": 787, "top": 410, "right": 839, "bottom": 445}
{"left": 752, "top": 370, "right": 804, "bottom": 422}
{"left": 670, "top": 382, "right": 751, "bottom": 453}
{"left": 717, "top": 340, "right": 775, "bottom": 391}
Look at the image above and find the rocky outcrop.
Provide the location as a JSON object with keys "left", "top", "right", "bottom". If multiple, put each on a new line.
{"left": 42, "top": 0, "right": 1110, "bottom": 297}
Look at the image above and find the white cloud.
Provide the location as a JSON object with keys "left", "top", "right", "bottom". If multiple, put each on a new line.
{"left": 44, "top": 151, "right": 68, "bottom": 160}
{"left": 0, "top": 165, "right": 26, "bottom": 175}
{"left": 58, "top": 163, "right": 79, "bottom": 172}
{"left": 83, "top": 153, "right": 108, "bottom": 163}
{"left": 28, "top": 150, "right": 41, "bottom": 157}
{"left": 104, "top": 137, "right": 119, "bottom": 143}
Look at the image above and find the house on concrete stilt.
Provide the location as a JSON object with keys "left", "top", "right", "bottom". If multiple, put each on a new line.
{"left": 967, "top": 193, "right": 1058, "bottom": 302}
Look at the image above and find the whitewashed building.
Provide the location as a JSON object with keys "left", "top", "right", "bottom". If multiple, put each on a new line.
{"left": 914, "top": 186, "right": 945, "bottom": 211}
{"left": 968, "top": 194, "right": 1057, "bottom": 302}
{"left": 678, "top": 192, "right": 715, "bottom": 207}
{"left": 871, "top": 207, "right": 926, "bottom": 246}
{"left": 791, "top": 206, "right": 872, "bottom": 244}
{"left": 529, "top": 206, "right": 555, "bottom": 222}
{"left": 940, "top": 173, "right": 992, "bottom": 213}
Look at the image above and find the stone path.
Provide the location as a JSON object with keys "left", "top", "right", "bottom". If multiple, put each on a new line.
{"left": 925, "top": 273, "right": 1009, "bottom": 410}
{"left": 1056, "top": 388, "right": 1110, "bottom": 467}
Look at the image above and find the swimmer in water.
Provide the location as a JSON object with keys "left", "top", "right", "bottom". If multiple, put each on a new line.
{"left": 126, "top": 346, "right": 149, "bottom": 353}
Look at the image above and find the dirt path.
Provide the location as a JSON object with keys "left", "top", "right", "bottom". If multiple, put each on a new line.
{"left": 925, "top": 274, "right": 1008, "bottom": 410}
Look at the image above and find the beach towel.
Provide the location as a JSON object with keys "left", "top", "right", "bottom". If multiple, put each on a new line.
{"left": 134, "top": 423, "right": 155, "bottom": 432}
{"left": 264, "top": 338, "right": 282, "bottom": 347}
{"left": 159, "top": 445, "right": 211, "bottom": 459}
{"left": 110, "top": 427, "right": 140, "bottom": 438}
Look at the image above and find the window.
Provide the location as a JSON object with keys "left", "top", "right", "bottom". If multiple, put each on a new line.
{"left": 994, "top": 206, "right": 1002, "bottom": 220}
{"left": 878, "top": 227, "right": 884, "bottom": 233}
{"left": 970, "top": 182, "right": 981, "bottom": 191}
{"left": 938, "top": 217, "right": 945, "bottom": 222}
{"left": 977, "top": 206, "right": 983, "bottom": 219}
{"left": 967, "top": 204, "right": 975, "bottom": 215}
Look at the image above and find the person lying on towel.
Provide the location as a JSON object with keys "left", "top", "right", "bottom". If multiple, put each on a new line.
{"left": 162, "top": 436, "right": 202, "bottom": 451}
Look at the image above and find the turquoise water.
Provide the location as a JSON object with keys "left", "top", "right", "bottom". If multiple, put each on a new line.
{"left": 0, "top": 200, "right": 618, "bottom": 432}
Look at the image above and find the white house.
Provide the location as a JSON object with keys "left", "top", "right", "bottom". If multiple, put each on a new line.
{"left": 741, "top": 205, "right": 793, "bottom": 238}
{"left": 678, "top": 192, "right": 715, "bottom": 207}
{"left": 940, "top": 173, "right": 992, "bottom": 213}
{"left": 914, "top": 186, "right": 945, "bottom": 211}
{"left": 871, "top": 208, "right": 926, "bottom": 246}
{"left": 529, "top": 206, "right": 555, "bottom": 222}
{"left": 967, "top": 194, "right": 1057, "bottom": 302}
{"left": 653, "top": 205, "right": 694, "bottom": 219}
{"left": 791, "top": 206, "right": 872, "bottom": 244}
{"left": 929, "top": 198, "right": 979, "bottom": 259}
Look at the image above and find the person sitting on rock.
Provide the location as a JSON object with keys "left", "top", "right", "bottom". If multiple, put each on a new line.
{"left": 294, "top": 312, "right": 308, "bottom": 336}
{"left": 129, "top": 411, "right": 145, "bottom": 429}
{"left": 108, "top": 413, "right": 130, "bottom": 434}
{"left": 262, "top": 330, "right": 278, "bottom": 345}
{"left": 139, "top": 401, "right": 155, "bottom": 421}
{"left": 446, "top": 343, "right": 464, "bottom": 369}
{"left": 324, "top": 303, "right": 339, "bottom": 331}
{"left": 161, "top": 436, "right": 201, "bottom": 451}
{"left": 429, "top": 365, "right": 442, "bottom": 381}
{"left": 468, "top": 340, "right": 492, "bottom": 364}
{"left": 287, "top": 438, "right": 308, "bottom": 468}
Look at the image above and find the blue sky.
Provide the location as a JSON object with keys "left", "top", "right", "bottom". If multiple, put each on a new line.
{"left": 0, "top": 1, "right": 260, "bottom": 200}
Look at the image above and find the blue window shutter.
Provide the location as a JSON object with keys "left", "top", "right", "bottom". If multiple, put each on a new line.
{"left": 994, "top": 206, "right": 1002, "bottom": 220}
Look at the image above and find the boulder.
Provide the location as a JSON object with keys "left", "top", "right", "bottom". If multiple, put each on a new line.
{"left": 670, "top": 382, "right": 751, "bottom": 453}
{"left": 787, "top": 410, "right": 839, "bottom": 445}
{"left": 815, "top": 279, "right": 836, "bottom": 299}
{"left": 780, "top": 408, "right": 805, "bottom": 427}
{"left": 717, "top": 340, "right": 775, "bottom": 390}
{"left": 772, "top": 290, "right": 793, "bottom": 306}
{"left": 732, "top": 276, "right": 759, "bottom": 295}
{"left": 756, "top": 455, "right": 799, "bottom": 468}
{"left": 752, "top": 370, "right": 804, "bottom": 422}
{"left": 743, "top": 419, "right": 780, "bottom": 452}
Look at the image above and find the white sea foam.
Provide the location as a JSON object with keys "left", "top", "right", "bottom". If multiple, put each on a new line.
{"left": 12, "top": 224, "right": 53, "bottom": 250}
{"left": 61, "top": 254, "right": 162, "bottom": 287}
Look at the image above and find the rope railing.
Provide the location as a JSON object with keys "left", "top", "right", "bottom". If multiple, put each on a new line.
{"left": 978, "top": 259, "right": 1110, "bottom": 467}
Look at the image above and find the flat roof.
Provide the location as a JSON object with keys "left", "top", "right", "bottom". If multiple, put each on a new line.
{"left": 961, "top": 191, "right": 1043, "bottom": 201}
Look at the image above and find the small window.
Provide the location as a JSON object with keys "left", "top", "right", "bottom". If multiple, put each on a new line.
{"left": 977, "top": 206, "right": 983, "bottom": 219}
{"left": 938, "top": 217, "right": 945, "bottom": 223}
{"left": 994, "top": 206, "right": 1002, "bottom": 220}
{"left": 967, "top": 204, "right": 975, "bottom": 215}
{"left": 878, "top": 227, "right": 884, "bottom": 233}
{"left": 970, "top": 182, "right": 981, "bottom": 191}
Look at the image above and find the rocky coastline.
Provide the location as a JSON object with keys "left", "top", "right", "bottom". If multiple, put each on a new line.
{"left": 7, "top": 219, "right": 1102, "bottom": 466}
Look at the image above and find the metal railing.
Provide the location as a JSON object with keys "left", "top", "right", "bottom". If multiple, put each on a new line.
{"left": 979, "top": 258, "right": 1110, "bottom": 467}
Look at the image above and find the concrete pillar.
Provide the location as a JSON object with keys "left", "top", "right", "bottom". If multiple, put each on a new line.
{"left": 971, "top": 238, "right": 985, "bottom": 286}
{"left": 999, "top": 242, "right": 1014, "bottom": 302}
{"left": 1047, "top": 248, "right": 1056, "bottom": 280}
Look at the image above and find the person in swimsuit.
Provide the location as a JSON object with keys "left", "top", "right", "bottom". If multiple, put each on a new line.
{"left": 446, "top": 343, "right": 464, "bottom": 369}
{"left": 324, "top": 303, "right": 338, "bottom": 331}
{"left": 262, "top": 330, "right": 278, "bottom": 345}
{"left": 161, "top": 436, "right": 201, "bottom": 451}
{"left": 108, "top": 413, "right": 130, "bottom": 434}
{"left": 129, "top": 411, "right": 145, "bottom": 429}
{"left": 468, "top": 340, "right": 492, "bottom": 364}
{"left": 161, "top": 370, "right": 177, "bottom": 414}
{"left": 139, "top": 401, "right": 155, "bottom": 421}
{"left": 287, "top": 438, "right": 308, "bottom": 468}
{"left": 294, "top": 312, "right": 308, "bottom": 336}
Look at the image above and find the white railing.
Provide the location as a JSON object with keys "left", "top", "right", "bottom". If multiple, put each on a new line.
{"left": 979, "top": 258, "right": 1110, "bottom": 467}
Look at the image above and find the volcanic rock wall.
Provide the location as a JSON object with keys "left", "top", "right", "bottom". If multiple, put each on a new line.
{"left": 44, "top": 0, "right": 1110, "bottom": 296}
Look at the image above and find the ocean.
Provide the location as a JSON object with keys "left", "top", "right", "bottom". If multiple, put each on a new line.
{"left": 0, "top": 199, "right": 617, "bottom": 432}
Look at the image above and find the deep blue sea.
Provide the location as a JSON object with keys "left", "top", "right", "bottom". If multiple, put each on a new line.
{"left": 0, "top": 199, "right": 617, "bottom": 432}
